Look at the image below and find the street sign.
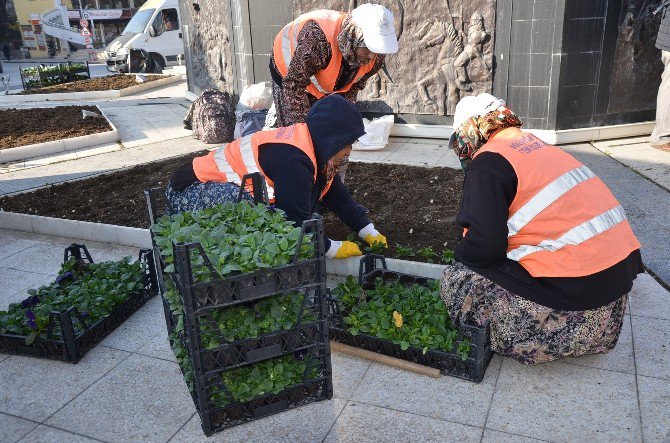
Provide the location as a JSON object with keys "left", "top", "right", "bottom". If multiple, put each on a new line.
{"left": 80, "top": 18, "right": 89, "bottom": 28}
{"left": 81, "top": 28, "right": 91, "bottom": 37}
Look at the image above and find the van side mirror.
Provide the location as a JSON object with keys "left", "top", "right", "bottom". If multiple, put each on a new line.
{"left": 148, "top": 25, "right": 156, "bottom": 38}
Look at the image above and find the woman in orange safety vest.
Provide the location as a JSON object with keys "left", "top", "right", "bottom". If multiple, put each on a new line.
{"left": 269, "top": 4, "right": 398, "bottom": 127}
{"left": 442, "top": 93, "right": 643, "bottom": 365}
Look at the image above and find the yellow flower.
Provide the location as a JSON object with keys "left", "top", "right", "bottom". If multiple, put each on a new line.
{"left": 393, "top": 311, "right": 403, "bottom": 328}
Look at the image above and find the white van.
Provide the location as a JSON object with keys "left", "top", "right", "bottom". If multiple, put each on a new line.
{"left": 103, "top": 0, "right": 183, "bottom": 73}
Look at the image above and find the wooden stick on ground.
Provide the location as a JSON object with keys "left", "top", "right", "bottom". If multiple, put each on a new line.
{"left": 330, "top": 341, "right": 441, "bottom": 379}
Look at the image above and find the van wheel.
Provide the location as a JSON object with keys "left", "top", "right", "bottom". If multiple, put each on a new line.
{"left": 149, "top": 54, "right": 165, "bottom": 73}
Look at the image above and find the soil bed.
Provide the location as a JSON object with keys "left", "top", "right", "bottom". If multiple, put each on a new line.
{"left": 19, "top": 74, "right": 165, "bottom": 94}
{"left": 0, "top": 106, "right": 113, "bottom": 150}
{"left": 0, "top": 158, "right": 464, "bottom": 263}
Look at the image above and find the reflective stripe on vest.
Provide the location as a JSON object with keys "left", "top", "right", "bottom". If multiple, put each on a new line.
{"left": 472, "top": 127, "right": 640, "bottom": 277}
{"left": 274, "top": 10, "right": 375, "bottom": 98}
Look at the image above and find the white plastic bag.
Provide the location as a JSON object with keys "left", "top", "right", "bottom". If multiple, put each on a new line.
{"left": 237, "top": 82, "right": 273, "bottom": 111}
{"left": 352, "top": 115, "right": 394, "bottom": 151}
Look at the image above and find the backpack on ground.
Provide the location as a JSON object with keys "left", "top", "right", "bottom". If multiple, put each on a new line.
{"left": 184, "top": 89, "right": 235, "bottom": 144}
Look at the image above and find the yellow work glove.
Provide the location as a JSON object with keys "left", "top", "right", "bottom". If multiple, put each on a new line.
{"left": 325, "top": 240, "right": 363, "bottom": 259}
{"left": 359, "top": 223, "right": 388, "bottom": 248}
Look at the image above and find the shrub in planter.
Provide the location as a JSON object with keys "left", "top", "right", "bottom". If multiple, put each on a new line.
{"left": 0, "top": 244, "right": 156, "bottom": 362}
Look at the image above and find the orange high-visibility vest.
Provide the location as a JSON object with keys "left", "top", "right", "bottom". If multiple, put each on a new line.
{"left": 471, "top": 127, "right": 640, "bottom": 278}
{"left": 192, "top": 123, "right": 333, "bottom": 203}
{"left": 273, "top": 9, "right": 377, "bottom": 98}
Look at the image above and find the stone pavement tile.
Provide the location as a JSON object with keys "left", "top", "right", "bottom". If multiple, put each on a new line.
{"left": 0, "top": 268, "right": 53, "bottom": 309}
{"left": 637, "top": 375, "right": 670, "bottom": 442}
{"left": 385, "top": 142, "right": 450, "bottom": 167}
{"left": 435, "top": 150, "right": 462, "bottom": 169}
{"left": 349, "top": 141, "right": 406, "bottom": 163}
{"left": 0, "top": 230, "right": 43, "bottom": 260}
{"left": 331, "top": 351, "right": 371, "bottom": 399}
{"left": 135, "top": 331, "right": 176, "bottom": 362}
{"left": 350, "top": 354, "right": 502, "bottom": 427}
{"left": 0, "top": 346, "right": 130, "bottom": 422}
{"left": 486, "top": 360, "right": 641, "bottom": 442}
{"left": 46, "top": 353, "right": 194, "bottom": 442}
{"left": 481, "top": 429, "right": 547, "bottom": 442}
{"left": 405, "top": 137, "right": 450, "bottom": 146}
{"left": 18, "top": 425, "right": 99, "bottom": 443}
{"left": 0, "top": 413, "right": 38, "bottom": 443}
{"left": 629, "top": 273, "right": 670, "bottom": 320}
{"left": 100, "top": 296, "right": 167, "bottom": 353}
{"left": 631, "top": 315, "right": 670, "bottom": 381}
{"left": 324, "top": 402, "right": 481, "bottom": 443}
{"left": 597, "top": 142, "right": 670, "bottom": 191}
{"left": 171, "top": 398, "right": 346, "bottom": 442}
{"left": 74, "top": 143, "right": 120, "bottom": 159}
{"left": 591, "top": 136, "right": 651, "bottom": 149}
{"left": 562, "top": 314, "right": 634, "bottom": 374}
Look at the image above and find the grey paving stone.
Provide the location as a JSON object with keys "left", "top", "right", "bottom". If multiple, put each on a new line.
{"left": 562, "top": 314, "right": 634, "bottom": 374}
{"left": 487, "top": 360, "right": 641, "bottom": 441}
{"left": 171, "top": 398, "right": 346, "bottom": 442}
{"left": 637, "top": 375, "right": 670, "bottom": 443}
{"left": 350, "top": 354, "right": 502, "bottom": 427}
{"left": 135, "top": 331, "right": 176, "bottom": 363}
{"left": 632, "top": 315, "right": 670, "bottom": 381}
{"left": 481, "top": 429, "right": 546, "bottom": 442}
{"left": 0, "top": 346, "right": 129, "bottom": 422}
{"left": 99, "top": 296, "right": 167, "bottom": 353}
{"left": 46, "top": 353, "right": 195, "bottom": 442}
{"left": 0, "top": 413, "right": 38, "bottom": 443}
{"left": 324, "top": 402, "right": 482, "bottom": 443}
{"left": 629, "top": 273, "right": 670, "bottom": 320}
{"left": 331, "top": 351, "right": 371, "bottom": 399}
{"left": 0, "top": 230, "right": 42, "bottom": 261}
{"left": 17, "top": 425, "right": 99, "bottom": 443}
{"left": 0, "top": 268, "right": 54, "bottom": 309}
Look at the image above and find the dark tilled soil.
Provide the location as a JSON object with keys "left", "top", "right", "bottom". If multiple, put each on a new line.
{"left": 0, "top": 158, "right": 464, "bottom": 262}
{"left": 20, "top": 74, "right": 165, "bottom": 94}
{"left": 0, "top": 106, "right": 113, "bottom": 150}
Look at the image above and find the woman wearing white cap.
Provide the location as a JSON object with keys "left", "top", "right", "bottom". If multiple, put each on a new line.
{"left": 270, "top": 4, "right": 398, "bottom": 127}
{"left": 442, "top": 93, "right": 643, "bottom": 365}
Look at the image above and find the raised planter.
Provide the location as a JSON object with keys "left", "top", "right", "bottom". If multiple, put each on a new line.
{"left": 0, "top": 74, "right": 182, "bottom": 104}
{"left": 0, "top": 244, "right": 158, "bottom": 363}
{"left": 328, "top": 255, "right": 493, "bottom": 383}
{"left": 0, "top": 105, "right": 119, "bottom": 163}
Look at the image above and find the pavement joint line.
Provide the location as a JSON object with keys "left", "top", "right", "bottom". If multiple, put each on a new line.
{"left": 166, "top": 411, "right": 198, "bottom": 442}
{"left": 16, "top": 422, "right": 109, "bottom": 443}
{"left": 481, "top": 427, "right": 556, "bottom": 443}
{"left": 320, "top": 399, "right": 349, "bottom": 443}
{"left": 629, "top": 311, "right": 647, "bottom": 443}
{"left": 0, "top": 264, "right": 53, "bottom": 277}
{"left": 40, "top": 350, "right": 133, "bottom": 431}
{"left": 479, "top": 357, "right": 504, "bottom": 443}
{"left": 643, "top": 265, "right": 670, "bottom": 293}
{"left": 0, "top": 410, "right": 40, "bottom": 441}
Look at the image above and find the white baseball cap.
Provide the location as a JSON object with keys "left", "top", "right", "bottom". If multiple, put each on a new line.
{"left": 452, "top": 93, "right": 505, "bottom": 130}
{"left": 351, "top": 4, "right": 398, "bottom": 54}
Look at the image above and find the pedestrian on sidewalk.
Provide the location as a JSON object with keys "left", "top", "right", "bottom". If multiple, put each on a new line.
{"left": 2, "top": 44, "right": 10, "bottom": 62}
{"left": 652, "top": 0, "right": 670, "bottom": 151}
{"left": 441, "top": 93, "right": 643, "bottom": 365}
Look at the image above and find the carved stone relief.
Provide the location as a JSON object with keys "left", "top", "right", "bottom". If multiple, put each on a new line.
{"left": 292, "top": 0, "right": 496, "bottom": 115}
{"left": 608, "top": 0, "right": 664, "bottom": 113}
{"left": 182, "top": 1, "right": 234, "bottom": 95}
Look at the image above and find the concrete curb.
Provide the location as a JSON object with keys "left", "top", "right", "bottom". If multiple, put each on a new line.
{"left": 0, "top": 74, "right": 181, "bottom": 104}
{"left": 0, "top": 211, "right": 446, "bottom": 277}
{"left": 0, "top": 106, "right": 119, "bottom": 163}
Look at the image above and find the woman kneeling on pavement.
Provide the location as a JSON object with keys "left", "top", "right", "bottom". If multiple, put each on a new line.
{"left": 443, "top": 93, "right": 643, "bottom": 365}
{"left": 166, "top": 94, "right": 387, "bottom": 260}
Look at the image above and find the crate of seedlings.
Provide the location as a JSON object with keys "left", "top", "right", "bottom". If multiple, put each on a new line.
{"left": 20, "top": 61, "right": 92, "bottom": 90}
{"left": 0, "top": 244, "right": 157, "bottom": 363}
{"left": 328, "top": 255, "right": 493, "bottom": 382}
{"left": 145, "top": 182, "right": 333, "bottom": 435}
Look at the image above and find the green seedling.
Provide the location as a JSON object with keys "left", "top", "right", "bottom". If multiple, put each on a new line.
{"left": 395, "top": 244, "right": 416, "bottom": 259}
{"left": 441, "top": 248, "right": 455, "bottom": 264}
{"left": 417, "top": 246, "right": 438, "bottom": 263}
{"left": 364, "top": 241, "right": 386, "bottom": 254}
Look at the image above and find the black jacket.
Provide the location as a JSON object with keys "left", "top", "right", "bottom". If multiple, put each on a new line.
{"left": 170, "top": 95, "right": 370, "bottom": 250}
{"left": 455, "top": 152, "right": 643, "bottom": 311}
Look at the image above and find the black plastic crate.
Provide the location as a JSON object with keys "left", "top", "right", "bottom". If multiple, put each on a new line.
{"left": 0, "top": 244, "right": 158, "bottom": 363}
{"left": 328, "top": 255, "right": 494, "bottom": 383}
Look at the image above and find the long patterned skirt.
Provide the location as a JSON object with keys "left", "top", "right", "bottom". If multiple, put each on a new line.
{"left": 440, "top": 263, "right": 628, "bottom": 365}
{"left": 165, "top": 182, "right": 251, "bottom": 214}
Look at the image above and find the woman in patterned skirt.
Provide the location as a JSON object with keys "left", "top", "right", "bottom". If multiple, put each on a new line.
{"left": 443, "top": 93, "right": 643, "bottom": 365}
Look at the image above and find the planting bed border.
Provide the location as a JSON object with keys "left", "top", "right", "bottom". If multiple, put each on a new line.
{"left": 328, "top": 255, "right": 494, "bottom": 383}
{"left": 0, "top": 74, "right": 182, "bottom": 104}
{"left": 0, "top": 243, "right": 158, "bottom": 363}
{"left": 0, "top": 105, "right": 119, "bottom": 163}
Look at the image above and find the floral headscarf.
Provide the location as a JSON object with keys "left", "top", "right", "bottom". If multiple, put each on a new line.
{"left": 337, "top": 15, "right": 367, "bottom": 67}
{"left": 450, "top": 105, "right": 522, "bottom": 168}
